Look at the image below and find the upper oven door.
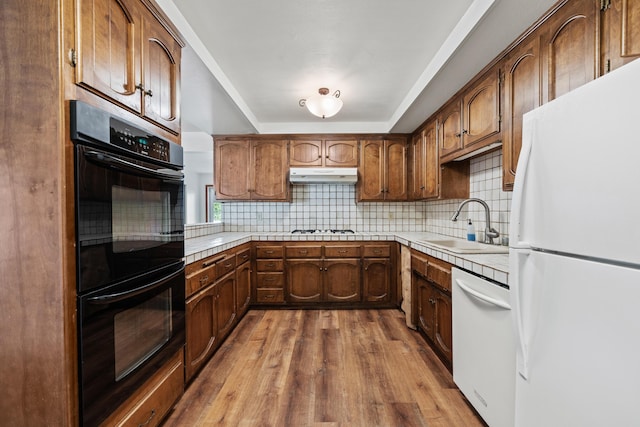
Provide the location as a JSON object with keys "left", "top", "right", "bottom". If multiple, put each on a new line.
{"left": 75, "top": 144, "right": 184, "bottom": 293}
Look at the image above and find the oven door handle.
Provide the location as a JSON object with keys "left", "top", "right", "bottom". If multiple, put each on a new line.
{"left": 84, "top": 150, "right": 184, "bottom": 182}
{"left": 87, "top": 266, "right": 185, "bottom": 304}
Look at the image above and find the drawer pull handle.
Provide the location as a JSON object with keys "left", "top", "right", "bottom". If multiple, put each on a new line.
{"left": 202, "top": 255, "right": 225, "bottom": 268}
{"left": 264, "top": 277, "right": 274, "bottom": 282}
{"left": 265, "top": 250, "right": 274, "bottom": 254}
{"left": 299, "top": 250, "right": 308, "bottom": 254}
{"left": 266, "top": 263, "right": 275, "bottom": 268}
{"left": 373, "top": 250, "right": 382, "bottom": 254}
{"left": 138, "top": 409, "right": 156, "bottom": 427}
{"left": 338, "top": 250, "right": 348, "bottom": 254}
{"left": 265, "top": 295, "right": 274, "bottom": 299}
{"left": 224, "top": 263, "right": 233, "bottom": 268}
{"left": 199, "top": 275, "right": 209, "bottom": 284}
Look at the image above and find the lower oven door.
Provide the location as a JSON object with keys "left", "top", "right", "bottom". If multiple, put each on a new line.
{"left": 78, "top": 262, "right": 185, "bottom": 427}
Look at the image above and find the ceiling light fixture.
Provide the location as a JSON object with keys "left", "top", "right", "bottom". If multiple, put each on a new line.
{"left": 299, "top": 88, "right": 343, "bottom": 119}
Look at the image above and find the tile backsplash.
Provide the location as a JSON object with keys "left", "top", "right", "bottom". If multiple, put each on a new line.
{"left": 201, "top": 149, "right": 511, "bottom": 239}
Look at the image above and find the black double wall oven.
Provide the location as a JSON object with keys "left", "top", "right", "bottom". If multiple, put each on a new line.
{"left": 71, "top": 101, "right": 185, "bottom": 426}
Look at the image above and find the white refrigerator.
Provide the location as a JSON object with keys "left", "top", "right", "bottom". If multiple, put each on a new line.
{"left": 509, "top": 58, "right": 640, "bottom": 427}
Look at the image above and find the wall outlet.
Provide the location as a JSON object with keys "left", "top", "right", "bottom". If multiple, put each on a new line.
{"left": 388, "top": 212, "right": 394, "bottom": 220}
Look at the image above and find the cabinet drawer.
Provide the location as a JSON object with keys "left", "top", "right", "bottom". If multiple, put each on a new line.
{"left": 256, "top": 259, "right": 284, "bottom": 272}
{"left": 256, "top": 288, "right": 284, "bottom": 303}
{"left": 236, "top": 247, "right": 251, "bottom": 265}
{"left": 362, "top": 245, "right": 390, "bottom": 258}
{"left": 255, "top": 246, "right": 283, "bottom": 258}
{"left": 285, "top": 246, "right": 322, "bottom": 258}
{"left": 427, "top": 257, "right": 452, "bottom": 291}
{"left": 186, "top": 265, "right": 216, "bottom": 297}
{"left": 216, "top": 255, "right": 237, "bottom": 278}
{"left": 256, "top": 272, "right": 284, "bottom": 288}
{"left": 112, "top": 350, "right": 184, "bottom": 427}
{"left": 411, "top": 254, "right": 428, "bottom": 277}
{"left": 324, "top": 245, "right": 361, "bottom": 258}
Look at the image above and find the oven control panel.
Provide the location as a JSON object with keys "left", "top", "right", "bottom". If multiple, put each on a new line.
{"left": 110, "top": 118, "right": 170, "bottom": 162}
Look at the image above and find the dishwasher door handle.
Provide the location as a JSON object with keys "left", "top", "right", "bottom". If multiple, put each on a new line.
{"left": 455, "top": 278, "right": 511, "bottom": 310}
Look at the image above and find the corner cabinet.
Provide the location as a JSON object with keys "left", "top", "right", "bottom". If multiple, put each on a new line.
{"left": 358, "top": 137, "right": 408, "bottom": 201}
{"left": 214, "top": 138, "right": 289, "bottom": 201}
{"left": 75, "top": 0, "right": 182, "bottom": 134}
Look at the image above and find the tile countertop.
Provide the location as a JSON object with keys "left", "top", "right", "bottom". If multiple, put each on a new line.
{"left": 185, "top": 231, "right": 509, "bottom": 286}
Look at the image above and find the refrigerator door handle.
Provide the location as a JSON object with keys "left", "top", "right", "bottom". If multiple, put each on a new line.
{"left": 455, "top": 278, "right": 511, "bottom": 310}
{"left": 510, "top": 115, "right": 535, "bottom": 250}
{"left": 512, "top": 249, "right": 531, "bottom": 380}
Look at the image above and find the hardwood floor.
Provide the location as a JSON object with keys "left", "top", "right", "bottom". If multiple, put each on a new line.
{"left": 165, "top": 309, "right": 485, "bottom": 427}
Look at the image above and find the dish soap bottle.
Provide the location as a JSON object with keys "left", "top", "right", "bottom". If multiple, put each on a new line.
{"left": 466, "top": 219, "right": 476, "bottom": 241}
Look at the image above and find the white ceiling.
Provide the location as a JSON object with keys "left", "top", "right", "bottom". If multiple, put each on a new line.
{"left": 157, "top": 0, "right": 558, "bottom": 136}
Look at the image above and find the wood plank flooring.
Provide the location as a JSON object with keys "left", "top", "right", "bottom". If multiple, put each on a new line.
{"left": 164, "top": 309, "right": 485, "bottom": 427}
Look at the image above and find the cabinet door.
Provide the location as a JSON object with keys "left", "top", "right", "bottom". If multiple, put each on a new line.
{"left": 251, "top": 140, "right": 289, "bottom": 200}
{"left": 384, "top": 138, "right": 408, "bottom": 201}
{"left": 423, "top": 120, "right": 439, "bottom": 199}
{"left": 462, "top": 69, "right": 501, "bottom": 148}
{"left": 290, "top": 140, "right": 323, "bottom": 166}
{"left": 362, "top": 258, "right": 391, "bottom": 303}
{"left": 438, "top": 100, "right": 463, "bottom": 159}
{"left": 76, "top": 0, "right": 142, "bottom": 112}
{"left": 236, "top": 261, "right": 251, "bottom": 317}
{"left": 324, "top": 139, "right": 358, "bottom": 167}
{"left": 502, "top": 34, "right": 542, "bottom": 191}
{"left": 542, "top": 0, "right": 597, "bottom": 102}
{"left": 142, "top": 13, "right": 180, "bottom": 133}
{"left": 433, "top": 288, "right": 453, "bottom": 365}
{"left": 215, "top": 140, "right": 251, "bottom": 200}
{"left": 415, "top": 274, "right": 435, "bottom": 340}
{"left": 185, "top": 285, "right": 217, "bottom": 381}
{"left": 601, "top": 0, "right": 640, "bottom": 73}
{"left": 286, "top": 260, "right": 322, "bottom": 303}
{"left": 409, "top": 132, "right": 425, "bottom": 200}
{"left": 215, "top": 273, "right": 236, "bottom": 340}
{"left": 324, "top": 259, "right": 361, "bottom": 302}
{"left": 358, "top": 140, "right": 385, "bottom": 201}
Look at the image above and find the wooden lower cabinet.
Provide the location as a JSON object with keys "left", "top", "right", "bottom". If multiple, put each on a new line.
{"left": 185, "top": 283, "right": 218, "bottom": 382}
{"left": 279, "top": 242, "right": 395, "bottom": 307}
{"left": 215, "top": 272, "right": 237, "bottom": 340}
{"left": 236, "top": 258, "right": 251, "bottom": 317}
{"left": 101, "top": 349, "right": 184, "bottom": 427}
{"left": 363, "top": 258, "right": 391, "bottom": 303}
{"left": 412, "top": 251, "right": 453, "bottom": 369}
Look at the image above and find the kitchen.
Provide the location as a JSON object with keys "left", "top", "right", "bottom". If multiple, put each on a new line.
{"left": 2, "top": 0, "right": 640, "bottom": 426}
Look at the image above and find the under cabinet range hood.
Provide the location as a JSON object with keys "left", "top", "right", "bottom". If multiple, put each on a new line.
{"left": 289, "top": 167, "right": 358, "bottom": 184}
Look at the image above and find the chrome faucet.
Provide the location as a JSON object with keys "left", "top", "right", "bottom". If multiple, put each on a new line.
{"left": 451, "top": 198, "right": 500, "bottom": 244}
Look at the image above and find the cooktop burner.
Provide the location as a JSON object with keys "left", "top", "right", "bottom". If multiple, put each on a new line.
{"left": 291, "top": 229, "right": 355, "bottom": 234}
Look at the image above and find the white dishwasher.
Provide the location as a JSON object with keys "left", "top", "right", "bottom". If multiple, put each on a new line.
{"left": 452, "top": 267, "right": 515, "bottom": 427}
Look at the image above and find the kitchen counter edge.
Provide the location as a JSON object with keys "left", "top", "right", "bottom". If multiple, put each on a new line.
{"left": 184, "top": 231, "right": 509, "bottom": 286}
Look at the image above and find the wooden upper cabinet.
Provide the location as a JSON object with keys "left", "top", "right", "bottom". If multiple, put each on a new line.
{"left": 75, "top": 0, "right": 182, "bottom": 134}
{"left": 142, "top": 15, "right": 181, "bottom": 133}
{"left": 252, "top": 140, "right": 289, "bottom": 200}
{"left": 601, "top": 0, "right": 640, "bottom": 74}
{"left": 289, "top": 139, "right": 358, "bottom": 167}
{"left": 324, "top": 139, "right": 358, "bottom": 167}
{"left": 290, "top": 139, "right": 322, "bottom": 166}
{"left": 409, "top": 131, "right": 426, "bottom": 200}
{"left": 438, "top": 68, "right": 501, "bottom": 162}
{"left": 462, "top": 69, "right": 501, "bottom": 149}
{"left": 77, "top": 0, "right": 141, "bottom": 112}
{"left": 358, "top": 138, "right": 407, "bottom": 201}
{"left": 502, "top": 33, "right": 542, "bottom": 191}
{"left": 423, "top": 120, "right": 440, "bottom": 199}
{"left": 437, "top": 100, "right": 463, "bottom": 159}
{"left": 215, "top": 138, "right": 289, "bottom": 201}
{"left": 215, "top": 139, "right": 251, "bottom": 199}
{"left": 541, "top": 0, "right": 598, "bottom": 103}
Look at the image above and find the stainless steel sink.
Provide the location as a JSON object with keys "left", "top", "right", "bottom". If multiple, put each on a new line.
{"left": 418, "top": 239, "right": 509, "bottom": 254}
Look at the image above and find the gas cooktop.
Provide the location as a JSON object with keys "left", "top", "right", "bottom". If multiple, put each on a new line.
{"left": 291, "top": 229, "right": 355, "bottom": 234}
